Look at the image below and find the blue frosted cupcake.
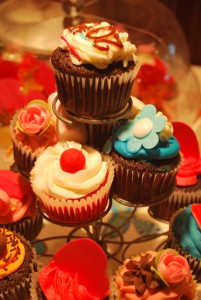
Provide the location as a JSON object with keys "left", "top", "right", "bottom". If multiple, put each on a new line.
{"left": 167, "top": 203, "right": 201, "bottom": 282}
{"left": 108, "top": 104, "right": 181, "bottom": 206}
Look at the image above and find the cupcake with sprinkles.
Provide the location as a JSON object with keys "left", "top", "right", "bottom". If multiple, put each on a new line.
{"left": 10, "top": 99, "right": 58, "bottom": 177}
{"left": 51, "top": 21, "right": 140, "bottom": 118}
{"left": 30, "top": 141, "right": 114, "bottom": 224}
{"left": 0, "top": 228, "right": 37, "bottom": 300}
{"left": 107, "top": 103, "right": 181, "bottom": 206}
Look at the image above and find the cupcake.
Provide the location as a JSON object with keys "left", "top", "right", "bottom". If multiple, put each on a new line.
{"left": 149, "top": 122, "right": 201, "bottom": 222}
{"left": 9, "top": 99, "right": 58, "bottom": 177}
{"left": 106, "top": 103, "right": 181, "bottom": 206}
{"left": 0, "top": 170, "right": 43, "bottom": 241}
{"left": 37, "top": 238, "right": 109, "bottom": 299}
{"left": 112, "top": 248, "right": 197, "bottom": 299}
{"left": 51, "top": 21, "right": 140, "bottom": 118}
{"left": 167, "top": 203, "right": 201, "bottom": 282}
{"left": 30, "top": 141, "right": 114, "bottom": 224}
{"left": 0, "top": 227, "right": 38, "bottom": 300}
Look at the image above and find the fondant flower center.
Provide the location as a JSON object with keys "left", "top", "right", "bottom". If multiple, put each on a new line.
{"left": 60, "top": 148, "right": 86, "bottom": 173}
{"left": 132, "top": 118, "right": 153, "bottom": 138}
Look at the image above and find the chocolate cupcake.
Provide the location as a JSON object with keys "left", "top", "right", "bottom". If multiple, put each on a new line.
{"left": 0, "top": 228, "right": 38, "bottom": 300}
{"left": 51, "top": 21, "right": 140, "bottom": 118}
{"left": 167, "top": 204, "right": 201, "bottom": 282}
{"left": 107, "top": 103, "right": 181, "bottom": 206}
{"left": 149, "top": 121, "right": 201, "bottom": 222}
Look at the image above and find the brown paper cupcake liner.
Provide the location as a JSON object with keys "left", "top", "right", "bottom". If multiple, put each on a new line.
{"left": 112, "top": 163, "right": 179, "bottom": 206}
{"left": 149, "top": 187, "right": 201, "bottom": 222}
{"left": 52, "top": 65, "right": 139, "bottom": 118}
{"left": 1, "top": 214, "right": 43, "bottom": 241}
{"left": 168, "top": 208, "right": 201, "bottom": 282}
{"left": 86, "top": 122, "right": 117, "bottom": 150}
{"left": 33, "top": 155, "right": 115, "bottom": 224}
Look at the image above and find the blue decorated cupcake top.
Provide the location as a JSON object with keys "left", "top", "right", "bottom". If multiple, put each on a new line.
{"left": 112, "top": 104, "right": 180, "bottom": 160}
{"left": 172, "top": 204, "right": 201, "bottom": 259}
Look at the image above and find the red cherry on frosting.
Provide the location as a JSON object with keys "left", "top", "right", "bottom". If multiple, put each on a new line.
{"left": 60, "top": 148, "right": 86, "bottom": 173}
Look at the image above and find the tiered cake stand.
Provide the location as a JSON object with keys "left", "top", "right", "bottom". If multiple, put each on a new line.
{"left": 32, "top": 95, "right": 169, "bottom": 265}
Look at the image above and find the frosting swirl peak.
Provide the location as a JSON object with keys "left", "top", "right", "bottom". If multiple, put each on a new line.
{"left": 59, "top": 22, "right": 137, "bottom": 69}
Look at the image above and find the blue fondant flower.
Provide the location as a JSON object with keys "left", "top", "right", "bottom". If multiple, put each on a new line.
{"left": 116, "top": 104, "right": 166, "bottom": 153}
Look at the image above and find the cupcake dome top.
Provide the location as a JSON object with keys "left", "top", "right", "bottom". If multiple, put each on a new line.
{"left": 59, "top": 21, "right": 137, "bottom": 69}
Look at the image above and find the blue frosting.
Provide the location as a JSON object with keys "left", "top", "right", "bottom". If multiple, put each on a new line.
{"left": 172, "top": 205, "right": 201, "bottom": 259}
{"left": 113, "top": 134, "right": 179, "bottom": 160}
{"left": 112, "top": 104, "right": 180, "bottom": 160}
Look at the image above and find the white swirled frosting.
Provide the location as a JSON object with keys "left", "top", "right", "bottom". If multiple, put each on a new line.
{"left": 31, "top": 141, "right": 107, "bottom": 199}
{"left": 59, "top": 22, "right": 137, "bottom": 69}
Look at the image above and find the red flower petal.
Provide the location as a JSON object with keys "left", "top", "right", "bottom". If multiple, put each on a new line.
{"left": 54, "top": 238, "right": 109, "bottom": 298}
{"left": 192, "top": 204, "right": 201, "bottom": 230}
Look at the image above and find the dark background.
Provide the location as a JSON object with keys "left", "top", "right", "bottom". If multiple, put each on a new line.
{"left": 83, "top": 0, "right": 201, "bottom": 66}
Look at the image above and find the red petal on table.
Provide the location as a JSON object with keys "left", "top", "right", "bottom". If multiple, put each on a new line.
{"left": 192, "top": 204, "right": 201, "bottom": 230}
{"left": 54, "top": 238, "right": 109, "bottom": 298}
{"left": 33, "top": 60, "right": 56, "bottom": 96}
{"left": 172, "top": 121, "right": 200, "bottom": 159}
{"left": 0, "top": 57, "right": 19, "bottom": 79}
{"left": 0, "top": 78, "right": 27, "bottom": 113}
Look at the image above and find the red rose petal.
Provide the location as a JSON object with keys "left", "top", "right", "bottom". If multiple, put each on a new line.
{"left": 172, "top": 121, "right": 200, "bottom": 159}
{"left": 54, "top": 238, "right": 109, "bottom": 298}
{"left": 192, "top": 204, "right": 201, "bottom": 230}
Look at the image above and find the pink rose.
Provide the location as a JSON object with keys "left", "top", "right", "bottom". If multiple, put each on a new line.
{"left": 157, "top": 251, "right": 190, "bottom": 284}
{"left": 18, "top": 102, "right": 51, "bottom": 135}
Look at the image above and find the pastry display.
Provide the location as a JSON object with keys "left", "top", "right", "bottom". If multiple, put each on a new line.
{"left": 168, "top": 204, "right": 201, "bottom": 282}
{"left": 9, "top": 99, "right": 58, "bottom": 176}
{"left": 106, "top": 103, "right": 181, "bottom": 205}
{"left": 112, "top": 248, "right": 197, "bottom": 299}
{"left": 1, "top": 15, "right": 201, "bottom": 299}
{"left": 0, "top": 228, "right": 38, "bottom": 300}
{"left": 30, "top": 141, "right": 114, "bottom": 224}
{"left": 149, "top": 121, "right": 201, "bottom": 222}
{"left": 51, "top": 21, "right": 139, "bottom": 117}
{"left": 0, "top": 170, "right": 43, "bottom": 241}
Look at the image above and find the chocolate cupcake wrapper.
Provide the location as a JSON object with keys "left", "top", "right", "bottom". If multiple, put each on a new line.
{"left": 86, "top": 122, "right": 117, "bottom": 150}
{"left": 52, "top": 63, "right": 140, "bottom": 117}
{"left": 168, "top": 208, "right": 201, "bottom": 282}
{"left": 113, "top": 163, "right": 179, "bottom": 206}
{"left": 149, "top": 187, "right": 201, "bottom": 222}
{"left": 1, "top": 214, "right": 43, "bottom": 241}
{"left": 10, "top": 115, "right": 38, "bottom": 177}
{"left": 33, "top": 155, "right": 115, "bottom": 224}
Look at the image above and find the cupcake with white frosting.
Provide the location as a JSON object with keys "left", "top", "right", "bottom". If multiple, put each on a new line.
{"left": 30, "top": 141, "right": 114, "bottom": 224}
{"left": 51, "top": 21, "right": 140, "bottom": 118}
